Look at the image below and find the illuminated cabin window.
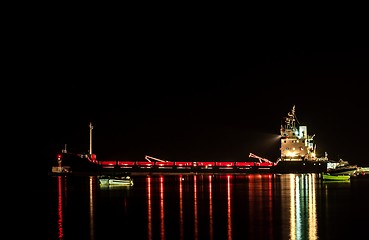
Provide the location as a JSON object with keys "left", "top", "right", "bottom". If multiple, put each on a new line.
{"left": 292, "top": 148, "right": 295, "bottom": 150}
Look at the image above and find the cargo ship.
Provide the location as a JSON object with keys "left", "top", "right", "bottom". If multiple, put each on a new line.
{"left": 50, "top": 106, "right": 332, "bottom": 174}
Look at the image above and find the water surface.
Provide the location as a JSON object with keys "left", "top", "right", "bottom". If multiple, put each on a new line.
{"left": 47, "top": 173, "right": 369, "bottom": 239}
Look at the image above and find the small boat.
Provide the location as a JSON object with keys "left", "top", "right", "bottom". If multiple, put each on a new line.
{"left": 322, "top": 173, "right": 350, "bottom": 181}
{"left": 99, "top": 175, "right": 134, "bottom": 186}
{"left": 327, "top": 159, "right": 357, "bottom": 176}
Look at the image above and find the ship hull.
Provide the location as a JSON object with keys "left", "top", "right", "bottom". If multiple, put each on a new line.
{"left": 51, "top": 151, "right": 329, "bottom": 174}
{"left": 273, "top": 161, "right": 327, "bottom": 173}
{"left": 50, "top": 156, "right": 328, "bottom": 174}
{"left": 98, "top": 161, "right": 326, "bottom": 174}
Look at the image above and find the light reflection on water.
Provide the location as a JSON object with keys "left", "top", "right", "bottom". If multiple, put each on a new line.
{"left": 89, "top": 176, "right": 95, "bottom": 240}
{"left": 147, "top": 177, "right": 152, "bottom": 240}
{"left": 49, "top": 173, "right": 368, "bottom": 240}
{"left": 283, "top": 174, "right": 318, "bottom": 240}
{"left": 226, "top": 175, "right": 232, "bottom": 240}
{"left": 57, "top": 176, "right": 64, "bottom": 240}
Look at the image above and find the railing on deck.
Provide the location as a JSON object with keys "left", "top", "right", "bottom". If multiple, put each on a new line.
{"left": 99, "top": 160, "right": 266, "bottom": 171}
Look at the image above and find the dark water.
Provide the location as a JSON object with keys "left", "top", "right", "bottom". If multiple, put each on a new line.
{"left": 47, "top": 173, "right": 369, "bottom": 240}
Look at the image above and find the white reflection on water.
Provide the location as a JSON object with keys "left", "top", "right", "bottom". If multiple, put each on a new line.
{"left": 308, "top": 175, "right": 317, "bottom": 239}
{"left": 286, "top": 174, "right": 318, "bottom": 240}
{"left": 89, "top": 176, "right": 96, "bottom": 240}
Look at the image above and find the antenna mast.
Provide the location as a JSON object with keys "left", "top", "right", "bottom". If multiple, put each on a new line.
{"left": 89, "top": 122, "right": 93, "bottom": 155}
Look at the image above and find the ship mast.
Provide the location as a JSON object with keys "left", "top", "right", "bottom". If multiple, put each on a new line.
{"left": 89, "top": 122, "right": 93, "bottom": 155}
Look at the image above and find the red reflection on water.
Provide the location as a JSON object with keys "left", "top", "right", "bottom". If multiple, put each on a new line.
{"left": 247, "top": 174, "right": 274, "bottom": 239}
{"left": 227, "top": 175, "right": 232, "bottom": 240}
{"left": 248, "top": 175, "right": 255, "bottom": 236}
{"left": 267, "top": 174, "right": 273, "bottom": 238}
{"left": 179, "top": 175, "right": 184, "bottom": 240}
{"left": 147, "top": 177, "right": 152, "bottom": 240}
{"left": 160, "top": 176, "right": 165, "bottom": 240}
{"left": 57, "top": 176, "right": 64, "bottom": 240}
{"left": 194, "top": 175, "right": 198, "bottom": 240}
{"left": 209, "top": 175, "right": 213, "bottom": 240}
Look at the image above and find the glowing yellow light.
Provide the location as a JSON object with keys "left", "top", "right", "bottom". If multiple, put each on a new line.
{"left": 286, "top": 152, "right": 297, "bottom": 157}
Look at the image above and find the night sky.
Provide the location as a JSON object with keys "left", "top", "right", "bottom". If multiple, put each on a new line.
{"left": 38, "top": 37, "right": 368, "bottom": 168}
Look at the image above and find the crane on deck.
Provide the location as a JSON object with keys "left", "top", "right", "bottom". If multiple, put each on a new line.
{"left": 145, "top": 155, "right": 168, "bottom": 162}
{"left": 249, "top": 153, "right": 275, "bottom": 165}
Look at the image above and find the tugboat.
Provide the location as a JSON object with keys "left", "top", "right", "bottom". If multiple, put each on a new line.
{"left": 274, "top": 105, "right": 329, "bottom": 173}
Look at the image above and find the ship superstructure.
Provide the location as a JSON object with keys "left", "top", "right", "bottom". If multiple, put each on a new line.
{"left": 280, "top": 105, "right": 316, "bottom": 161}
{"left": 274, "top": 105, "right": 328, "bottom": 173}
